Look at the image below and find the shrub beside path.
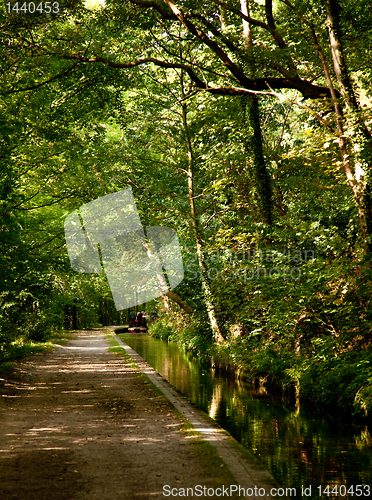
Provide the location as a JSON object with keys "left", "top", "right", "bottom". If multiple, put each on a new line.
{"left": 0, "top": 329, "right": 277, "bottom": 500}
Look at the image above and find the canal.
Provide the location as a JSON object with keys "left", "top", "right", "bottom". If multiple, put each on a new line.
{"left": 118, "top": 332, "right": 372, "bottom": 498}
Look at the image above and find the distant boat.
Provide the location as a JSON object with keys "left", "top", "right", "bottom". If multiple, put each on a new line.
{"left": 128, "top": 317, "right": 147, "bottom": 333}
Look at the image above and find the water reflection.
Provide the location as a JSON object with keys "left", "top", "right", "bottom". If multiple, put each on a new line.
{"left": 119, "top": 333, "right": 372, "bottom": 497}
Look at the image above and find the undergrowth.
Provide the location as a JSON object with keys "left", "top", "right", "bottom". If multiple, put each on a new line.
{"left": 148, "top": 299, "right": 372, "bottom": 420}
{"left": 0, "top": 330, "right": 75, "bottom": 374}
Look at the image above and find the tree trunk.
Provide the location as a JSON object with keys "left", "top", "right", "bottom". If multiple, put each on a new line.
{"left": 161, "top": 294, "right": 172, "bottom": 313}
{"left": 246, "top": 94, "right": 272, "bottom": 225}
{"left": 324, "top": 0, "right": 372, "bottom": 253}
{"left": 240, "top": 0, "right": 272, "bottom": 226}
{"left": 180, "top": 97, "right": 224, "bottom": 344}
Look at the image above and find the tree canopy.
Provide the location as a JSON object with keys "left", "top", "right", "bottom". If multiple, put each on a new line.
{"left": 1, "top": 0, "right": 372, "bottom": 416}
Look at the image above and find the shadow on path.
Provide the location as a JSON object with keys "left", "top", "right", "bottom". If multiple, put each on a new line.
{"left": 0, "top": 330, "right": 241, "bottom": 500}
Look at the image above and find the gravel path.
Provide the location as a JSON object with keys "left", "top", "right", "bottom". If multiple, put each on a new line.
{"left": 0, "top": 329, "right": 276, "bottom": 499}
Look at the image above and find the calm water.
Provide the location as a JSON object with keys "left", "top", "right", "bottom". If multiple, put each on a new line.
{"left": 118, "top": 333, "right": 372, "bottom": 498}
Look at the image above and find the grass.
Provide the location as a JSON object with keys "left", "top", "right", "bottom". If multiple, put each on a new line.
{"left": 105, "top": 332, "right": 140, "bottom": 369}
{"left": 0, "top": 330, "right": 76, "bottom": 374}
{"left": 105, "top": 331, "right": 169, "bottom": 400}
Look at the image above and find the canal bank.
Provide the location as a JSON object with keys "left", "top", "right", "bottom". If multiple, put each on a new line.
{"left": 108, "top": 327, "right": 279, "bottom": 499}
{"left": 114, "top": 329, "right": 372, "bottom": 499}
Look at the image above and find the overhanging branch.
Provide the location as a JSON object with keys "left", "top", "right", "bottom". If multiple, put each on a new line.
{"left": 63, "top": 54, "right": 208, "bottom": 89}
{"left": 63, "top": 53, "right": 333, "bottom": 98}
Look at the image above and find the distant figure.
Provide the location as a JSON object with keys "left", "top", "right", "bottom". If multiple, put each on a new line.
{"left": 137, "top": 311, "right": 142, "bottom": 327}
{"left": 128, "top": 310, "right": 136, "bottom": 327}
{"left": 151, "top": 311, "right": 158, "bottom": 323}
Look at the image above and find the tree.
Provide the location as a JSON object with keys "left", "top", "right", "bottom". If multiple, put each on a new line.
{"left": 50, "top": 0, "right": 371, "bottom": 252}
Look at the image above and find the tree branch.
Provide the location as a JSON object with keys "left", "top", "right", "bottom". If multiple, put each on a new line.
{"left": 162, "top": 0, "right": 251, "bottom": 86}
{"left": 189, "top": 12, "right": 240, "bottom": 52}
{"left": 165, "top": 290, "right": 193, "bottom": 314}
{"left": 129, "top": 0, "right": 177, "bottom": 19}
{"left": 63, "top": 54, "right": 208, "bottom": 89}
{"left": 63, "top": 53, "right": 333, "bottom": 98}
{"left": 2, "top": 62, "right": 80, "bottom": 95}
{"left": 213, "top": 0, "right": 269, "bottom": 30}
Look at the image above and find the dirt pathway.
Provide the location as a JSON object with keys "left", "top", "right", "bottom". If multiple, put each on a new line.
{"left": 0, "top": 330, "right": 242, "bottom": 499}
{"left": 0, "top": 329, "right": 279, "bottom": 500}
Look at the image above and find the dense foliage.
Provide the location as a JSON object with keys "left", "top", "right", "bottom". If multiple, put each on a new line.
{"left": 1, "top": 0, "right": 372, "bottom": 417}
